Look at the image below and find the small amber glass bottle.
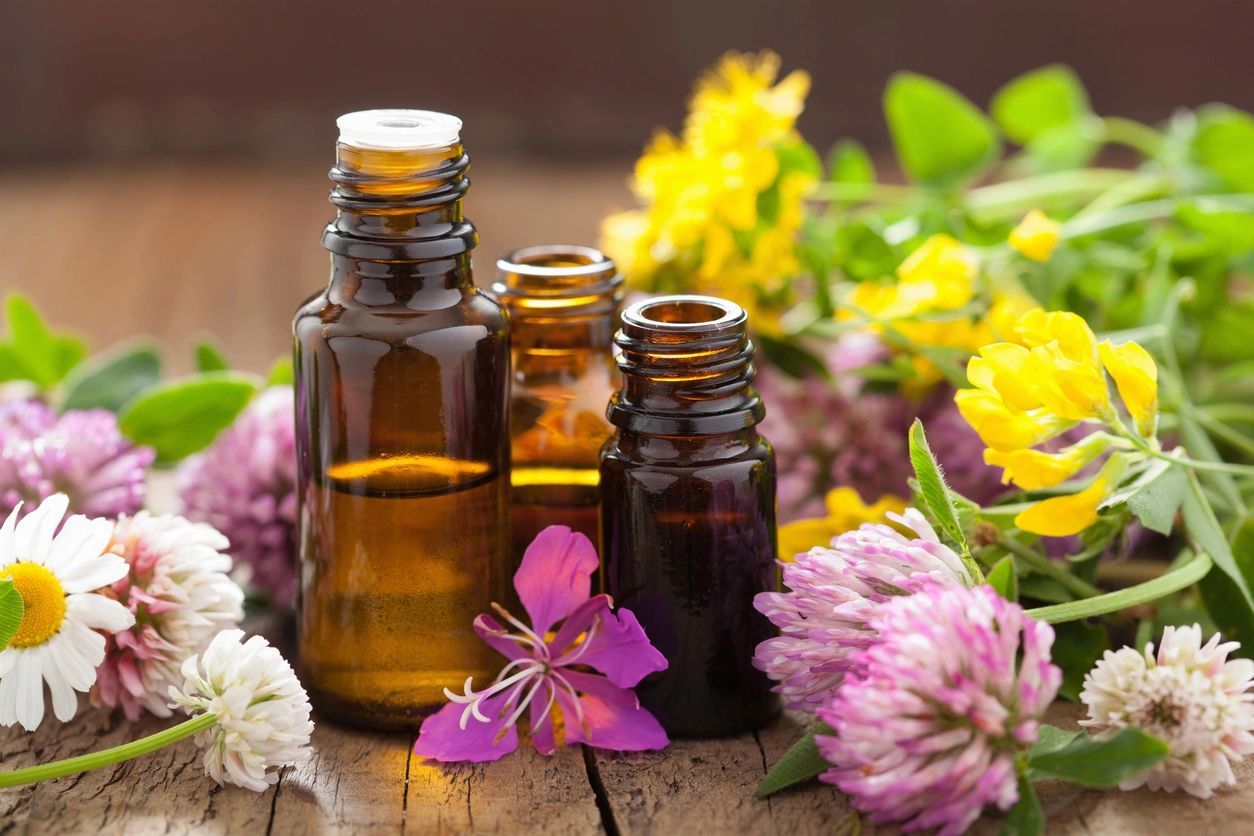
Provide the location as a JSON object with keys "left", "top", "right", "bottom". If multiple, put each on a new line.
{"left": 493, "top": 245, "right": 621, "bottom": 566}
{"left": 600, "top": 295, "right": 779, "bottom": 738}
{"left": 293, "top": 110, "right": 510, "bottom": 729}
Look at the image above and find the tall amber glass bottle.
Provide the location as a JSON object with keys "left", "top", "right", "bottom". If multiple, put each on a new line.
{"left": 293, "top": 110, "right": 510, "bottom": 729}
{"left": 493, "top": 245, "right": 621, "bottom": 566}
{"left": 600, "top": 295, "right": 779, "bottom": 738}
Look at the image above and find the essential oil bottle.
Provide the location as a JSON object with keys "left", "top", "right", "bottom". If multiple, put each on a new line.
{"left": 600, "top": 295, "right": 779, "bottom": 738}
{"left": 293, "top": 110, "right": 510, "bottom": 729}
{"left": 492, "top": 245, "right": 621, "bottom": 567}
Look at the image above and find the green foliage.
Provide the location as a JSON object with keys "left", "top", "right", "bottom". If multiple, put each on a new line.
{"left": 991, "top": 65, "right": 1090, "bottom": 145}
{"left": 195, "top": 341, "right": 230, "bottom": 373}
{"left": 1026, "top": 552, "right": 1213, "bottom": 624}
{"left": 907, "top": 419, "right": 973, "bottom": 564}
{"left": 827, "top": 139, "right": 875, "bottom": 186}
{"left": 756, "top": 721, "right": 834, "bottom": 797}
{"left": 1182, "top": 470, "right": 1254, "bottom": 615}
{"left": 1198, "top": 520, "right": 1254, "bottom": 658}
{"left": 60, "top": 344, "right": 162, "bottom": 413}
{"left": 1050, "top": 621, "right": 1109, "bottom": 701}
{"left": 1002, "top": 773, "right": 1044, "bottom": 836}
{"left": 884, "top": 72, "right": 999, "bottom": 187}
{"left": 1027, "top": 727, "right": 1168, "bottom": 788}
{"left": 986, "top": 556, "right": 1018, "bottom": 601}
{"left": 118, "top": 372, "right": 259, "bottom": 465}
{"left": 0, "top": 295, "right": 87, "bottom": 390}
{"left": 1192, "top": 105, "right": 1254, "bottom": 191}
{"left": 266, "top": 356, "right": 295, "bottom": 386}
{"left": 0, "top": 578, "right": 23, "bottom": 651}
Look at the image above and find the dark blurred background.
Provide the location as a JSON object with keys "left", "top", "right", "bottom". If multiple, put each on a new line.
{"left": 3, "top": 0, "right": 1252, "bottom": 370}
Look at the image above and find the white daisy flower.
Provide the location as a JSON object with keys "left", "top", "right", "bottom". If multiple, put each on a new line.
{"left": 170, "top": 629, "right": 313, "bottom": 791}
{"left": 1081, "top": 624, "right": 1254, "bottom": 798}
{"left": 93, "top": 512, "right": 245, "bottom": 720}
{"left": 0, "top": 494, "right": 134, "bottom": 730}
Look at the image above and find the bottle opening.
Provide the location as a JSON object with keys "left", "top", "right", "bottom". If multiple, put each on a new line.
{"left": 497, "top": 244, "right": 613, "bottom": 278}
{"left": 627, "top": 295, "right": 744, "bottom": 330}
{"left": 337, "top": 109, "right": 462, "bottom": 149}
{"left": 493, "top": 245, "right": 623, "bottom": 319}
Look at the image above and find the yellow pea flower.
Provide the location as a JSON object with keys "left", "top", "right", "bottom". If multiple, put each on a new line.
{"left": 984, "top": 434, "right": 1110, "bottom": 490}
{"left": 896, "top": 235, "right": 979, "bottom": 309}
{"left": 1013, "top": 309, "right": 1099, "bottom": 365}
{"left": 1009, "top": 209, "right": 1063, "bottom": 262}
{"left": 1099, "top": 340, "right": 1159, "bottom": 437}
{"left": 954, "top": 389, "right": 1070, "bottom": 451}
{"left": 1014, "top": 477, "right": 1110, "bottom": 537}
{"left": 777, "top": 488, "right": 907, "bottom": 561}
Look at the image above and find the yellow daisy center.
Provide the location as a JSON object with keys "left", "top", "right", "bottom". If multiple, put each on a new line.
{"left": 1, "top": 562, "right": 67, "bottom": 648}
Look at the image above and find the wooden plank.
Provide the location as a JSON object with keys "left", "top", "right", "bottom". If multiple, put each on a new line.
{"left": 406, "top": 745, "right": 604, "bottom": 835}
{"left": 0, "top": 705, "right": 277, "bottom": 835}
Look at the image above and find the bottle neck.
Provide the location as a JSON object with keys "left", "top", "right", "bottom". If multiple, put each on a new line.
{"left": 608, "top": 296, "right": 764, "bottom": 436}
{"left": 322, "top": 141, "right": 477, "bottom": 265}
{"left": 328, "top": 254, "right": 472, "bottom": 308}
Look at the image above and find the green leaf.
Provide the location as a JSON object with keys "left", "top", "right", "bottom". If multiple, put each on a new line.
{"left": 266, "top": 356, "right": 295, "bottom": 387}
{"left": 2, "top": 295, "right": 87, "bottom": 390}
{"left": 907, "top": 419, "right": 972, "bottom": 563}
{"left": 0, "top": 578, "right": 23, "bottom": 651}
{"left": 1198, "top": 520, "right": 1254, "bottom": 658}
{"left": 757, "top": 334, "right": 830, "bottom": 381}
{"left": 1182, "top": 469, "right": 1254, "bottom": 615}
{"left": 756, "top": 722, "right": 833, "bottom": 797}
{"left": 195, "top": 342, "right": 230, "bottom": 373}
{"left": 1125, "top": 463, "right": 1187, "bottom": 536}
{"left": 884, "top": 72, "right": 999, "bottom": 187}
{"left": 827, "top": 139, "right": 875, "bottom": 185}
{"left": 1051, "top": 620, "right": 1110, "bottom": 701}
{"left": 775, "top": 138, "right": 823, "bottom": 181}
{"left": 1200, "top": 302, "right": 1254, "bottom": 364}
{"left": 1026, "top": 551, "right": 1212, "bottom": 623}
{"left": 60, "top": 344, "right": 163, "bottom": 413}
{"left": 1001, "top": 772, "right": 1044, "bottom": 836}
{"left": 986, "top": 556, "right": 1018, "bottom": 601}
{"left": 1028, "top": 727, "right": 1168, "bottom": 788}
{"left": 1029, "top": 724, "right": 1083, "bottom": 759}
{"left": 1193, "top": 106, "right": 1254, "bottom": 192}
{"left": 991, "top": 65, "right": 1090, "bottom": 145}
{"left": 117, "top": 371, "right": 259, "bottom": 464}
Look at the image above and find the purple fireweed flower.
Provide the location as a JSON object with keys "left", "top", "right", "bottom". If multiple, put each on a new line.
{"left": 818, "top": 584, "right": 1061, "bottom": 836}
{"left": 414, "top": 525, "right": 669, "bottom": 763}
{"left": 753, "top": 508, "right": 973, "bottom": 710}
{"left": 176, "top": 386, "right": 296, "bottom": 607}
{"left": 0, "top": 400, "right": 154, "bottom": 519}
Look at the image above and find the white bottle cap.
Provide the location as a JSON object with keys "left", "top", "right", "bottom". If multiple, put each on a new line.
{"left": 336, "top": 109, "right": 462, "bottom": 149}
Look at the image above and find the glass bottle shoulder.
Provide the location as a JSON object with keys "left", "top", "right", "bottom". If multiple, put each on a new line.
{"left": 294, "top": 285, "right": 507, "bottom": 348}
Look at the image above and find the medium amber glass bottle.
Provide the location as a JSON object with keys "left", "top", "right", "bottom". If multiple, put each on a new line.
{"left": 493, "top": 245, "right": 621, "bottom": 566}
{"left": 600, "top": 295, "right": 779, "bottom": 738}
{"left": 293, "top": 110, "right": 510, "bottom": 729}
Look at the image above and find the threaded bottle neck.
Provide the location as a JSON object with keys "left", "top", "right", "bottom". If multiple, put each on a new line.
{"left": 322, "top": 110, "right": 476, "bottom": 262}
{"left": 608, "top": 295, "right": 763, "bottom": 435}
{"left": 493, "top": 245, "right": 623, "bottom": 350}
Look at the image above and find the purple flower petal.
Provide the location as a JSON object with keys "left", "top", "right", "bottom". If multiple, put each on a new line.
{"left": 529, "top": 680, "right": 558, "bottom": 756}
{"left": 559, "top": 670, "right": 668, "bottom": 752}
{"left": 513, "top": 525, "right": 597, "bottom": 636}
{"left": 473, "top": 613, "right": 533, "bottom": 662}
{"left": 414, "top": 691, "right": 520, "bottom": 763}
{"left": 552, "top": 600, "right": 668, "bottom": 688}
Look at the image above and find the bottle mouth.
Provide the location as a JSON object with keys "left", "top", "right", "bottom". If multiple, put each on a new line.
{"left": 493, "top": 245, "right": 623, "bottom": 316}
{"left": 336, "top": 109, "right": 462, "bottom": 149}
{"left": 625, "top": 295, "right": 744, "bottom": 331}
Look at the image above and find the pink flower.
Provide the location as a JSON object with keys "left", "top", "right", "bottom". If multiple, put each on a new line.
{"left": 93, "top": 512, "right": 245, "bottom": 720}
{"left": 414, "top": 526, "right": 669, "bottom": 762}
{"left": 176, "top": 387, "right": 296, "bottom": 606}
{"left": 0, "top": 400, "right": 154, "bottom": 520}
{"left": 753, "top": 509, "right": 973, "bottom": 710}
{"left": 818, "top": 584, "right": 1060, "bottom": 836}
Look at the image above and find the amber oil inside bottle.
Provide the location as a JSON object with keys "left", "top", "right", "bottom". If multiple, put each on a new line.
{"left": 293, "top": 111, "right": 510, "bottom": 729}
{"left": 600, "top": 295, "right": 779, "bottom": 738}
{"left": 493, "top": 245, "right": 621, "bottom": 568}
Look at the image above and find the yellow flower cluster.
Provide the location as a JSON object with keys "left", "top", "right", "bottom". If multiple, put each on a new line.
{"left": 843, "top": 235, "right": 1035, "bottom": 385}
{"left": 1009, "top": 210, "right": 1062, "bottom": 262}
{"left": 601, "top": 51, "right": 815, "bottom": 325}
{"left": 778, "top": 487, "right": 907, "bottom": 561}
{"left": 956, "top": 309, "right": 1160, "bottom": 536}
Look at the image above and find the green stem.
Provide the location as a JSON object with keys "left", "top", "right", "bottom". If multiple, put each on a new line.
{"left": 965, "top": 169, "right": 1138, "bottom": 215}
{"left": 0, "top": 713, "right": 216, "bottom": 787}
{"left": 1100, "top": 116, "right": 1165, "bottom": 158}
{"left": 1026, "top": 552, "right": 1213, "bottom": 624}
{"left": 809, "top": 182, "right": 915, "bottom": 202}
{"left": 1000, "top": 536, "right": 1103, "bottom": 599}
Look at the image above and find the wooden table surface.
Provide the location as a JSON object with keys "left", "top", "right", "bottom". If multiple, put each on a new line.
{"left": 3, "top": 162, "right": 1254, "bottom": 833}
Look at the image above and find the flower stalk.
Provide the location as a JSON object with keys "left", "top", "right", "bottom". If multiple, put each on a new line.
{"left": 0, "top": 713, "right": 217, "bottom": 787}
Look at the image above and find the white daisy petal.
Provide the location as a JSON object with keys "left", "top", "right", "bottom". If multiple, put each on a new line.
{"left": 13, "top": 494, "right": 70, "bottom": 564}
{"left": 0, "top": 655, "right": 18, "bottom": 725}
{"left": 66, "top": 593, "right": 134, "bottom": 633}
{"left": 47, "top": 627, "right": 99, "bottom": 691}
{"left": 58, "top": 550, "right": 129, "bottom": 595}
{"left": 0, "top": 505, "right": 20, "bottom": 569}
{"left": 44, "top": 515, "right": 114, "bottom": 577}
{"left": 43, "top": 659, "right": 80, "bottom": 722}
{"left": 14, "top": 650, "right": 46, "bottom": 731}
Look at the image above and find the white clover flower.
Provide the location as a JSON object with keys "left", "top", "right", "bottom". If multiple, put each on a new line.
{"left": 1081, "top": 624, "right": 1254, "bottom": 798}
{"left": 170, "top": 629, "right": 314, "bottom": 791}
{"left": 0, "top": 494, "right": 134, "bottom": 730}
